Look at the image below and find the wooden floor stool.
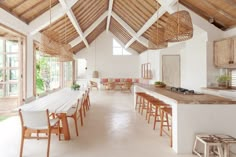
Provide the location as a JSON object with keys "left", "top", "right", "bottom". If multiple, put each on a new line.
{"left": 212, "top": 134, "right": 236, "bottom": 157}
{"left": 193, "top": 134, "right": 224, "bottom": 157}
{"left": 160, "top": 107, "right": 172, "bottom": 147}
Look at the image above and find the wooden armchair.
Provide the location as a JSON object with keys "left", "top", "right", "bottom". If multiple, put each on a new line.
{"left": 90, "top": 81, "right": 98, "bottom": 90}
{"left": 104, "top": 82, "right": 116, "bottom": 90}
{"left": 121, "top": 82, "right": 133, "bottom": 92}
{"left": 19, "top": 109, "right": 61, "bottom": 157}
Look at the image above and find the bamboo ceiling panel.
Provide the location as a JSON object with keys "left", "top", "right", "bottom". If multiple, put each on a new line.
{"left": 180, "top": 0, "right": 236, "bottom": 30}
{"left": 41, "top": 15, "right": 79, "bottom": 44}
{"left": 113, "top": 0, "right": 160, "bottom": 32}
{"left": 86, "top": 18, "right": 107, "bottom": 44}
{"left": 70, "top": 42, "right": 86, "bottom": 54}
{"left": 72, "top": 0, "right": 108, "bottom": 32}
{"left": 0, "top": 0, "right": 59, "bottom": 23}
{"left": 142, "top": 12, "right": 170, "bottom": 40}
{"left": 109, "top": 17, "right": 132, "bottom": 45}
{"left": 130, "top": 41, "right": 147, "bottom": 54}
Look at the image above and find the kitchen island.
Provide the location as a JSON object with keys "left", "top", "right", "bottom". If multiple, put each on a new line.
{"left": 134, "top": 84, "right": 236, "bottom": 154}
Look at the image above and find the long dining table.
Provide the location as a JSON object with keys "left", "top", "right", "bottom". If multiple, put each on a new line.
{"left": 18, "top": 88, "right": 84, "bottom": 140}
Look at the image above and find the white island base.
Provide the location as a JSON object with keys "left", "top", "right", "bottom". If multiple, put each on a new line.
{"left": 134, "top": 85, "right": 236, "bottom": 154}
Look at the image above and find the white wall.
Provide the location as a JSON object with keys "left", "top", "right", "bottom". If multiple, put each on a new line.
{"left": 75, "top": 32, "right": 140, "bottom": 79}
{"left": 139, "top": 28, "right": 208, "bottom": 91}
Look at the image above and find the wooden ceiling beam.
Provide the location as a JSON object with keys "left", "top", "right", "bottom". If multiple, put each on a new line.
{"left": 18, "top": 0, "right": 44, "bottom": 17}
{"left": 69, "top": 11, "right": 108, "bottom": 47}
{"left": 29, "top": 0, "right": 77, "bottom": 35}
{"left": 203, "top": 0, "right": 236, "bottom": 20}
{"left": 112, "top": 11, "right": 148, "bottom": 47}
{"left": 59, "top": 0, "right": 89, "bottom": 48}
{"left": 10, "top": 0, "right": 29, "bottom": 12}
{"left": 106, "top": 0, "right": 114, "bottom": 32}
{"left": 125, "top": 0, "right": 177, "bottom": 48}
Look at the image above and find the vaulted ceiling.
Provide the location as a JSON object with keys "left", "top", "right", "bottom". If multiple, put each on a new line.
{"left": 0, "top": 0, "right": 236, "bottom": 54}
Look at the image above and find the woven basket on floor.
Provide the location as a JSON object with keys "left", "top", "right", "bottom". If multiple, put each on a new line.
{"left": 165, "top": 10, "right": 193, "bottom": 42}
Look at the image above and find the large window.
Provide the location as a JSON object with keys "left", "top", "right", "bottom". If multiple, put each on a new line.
{"left": 232, "top": 70, "right": 236, "bottom": 87}
{"left": 0, "top": 38, "right": 20, "bottom": 97}
{"left": 112, "top": 39, "right": 131, "bottom": 56}
{"left": 36, "top": 51, "right": 60, "bottom": 94}
{"left": 63, "top": 61, "right": 73, "bottom": 87}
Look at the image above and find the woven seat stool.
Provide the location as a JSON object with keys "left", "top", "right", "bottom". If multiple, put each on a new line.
{"left": 193, "top": 134, "right": 224, "bottom": 157}
{"left": 135, "top": 92, "right": 147, "bottom": 111}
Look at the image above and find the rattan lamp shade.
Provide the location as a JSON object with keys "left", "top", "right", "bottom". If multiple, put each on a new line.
{"left": 59, "top": 44, "right": 74, "bottom": 62}
{"left": 40, "top": 31, "right": 61, "bottom": 56}
{"left": 165, "top": 10, "right": 193, "bottom": 42}
{"left": 148, "top": 27, "right": 168, "bottom": 49}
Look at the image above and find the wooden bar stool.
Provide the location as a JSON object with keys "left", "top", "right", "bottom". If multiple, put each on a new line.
{"left": 135, "top": 92, "right": 146, "bottom": 111}
{"left": 140, "top": 95, "right": 156, "bottom": 117}
{"left": 160, "top": 107, "right": 172, "bottom": 147}
{"left": 148, "top": 100, "right": 170, "bottom": 130}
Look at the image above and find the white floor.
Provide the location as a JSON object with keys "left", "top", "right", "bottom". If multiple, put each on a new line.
{"left": 0, "top": 90, "right": 196, "bottom": 157}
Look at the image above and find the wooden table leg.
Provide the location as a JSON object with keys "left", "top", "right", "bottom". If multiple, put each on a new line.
{"left": 60, "top": 113, "right": 70, "bottom": 140}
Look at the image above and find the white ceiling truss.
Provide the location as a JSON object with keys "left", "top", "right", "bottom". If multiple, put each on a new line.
{"left": 27, "top": 0, "right": 178, "bottom": 53}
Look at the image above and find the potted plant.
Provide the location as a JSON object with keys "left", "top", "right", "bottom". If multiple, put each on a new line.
{"left": 154, "top": 81, "right": 166, "bottom": 88}
{"left": 71, "top": 82, "right": 80, "bottom": 90}
{"left": 217, "top": 74, "right": 231, "bottom": 88}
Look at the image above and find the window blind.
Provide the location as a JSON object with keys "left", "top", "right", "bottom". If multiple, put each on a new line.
{"left": 232, "top": 70, "right": 236, "bottom": 87}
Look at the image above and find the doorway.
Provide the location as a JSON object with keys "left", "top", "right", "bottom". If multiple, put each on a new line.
{"left": 0, "top": 37, "right": 23, "bottom": 114}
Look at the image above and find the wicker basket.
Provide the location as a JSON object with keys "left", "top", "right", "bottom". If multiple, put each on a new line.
{"left": 148, "top": 26, "right": 168, "bottom": 49}
{"left": 165, "top": 10, "right": 193, "bottom": 42}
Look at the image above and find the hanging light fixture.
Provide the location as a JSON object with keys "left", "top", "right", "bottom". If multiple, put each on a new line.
{"left": 40, "top": 0, "right": 61, "bottom": 56}
{"left": 164, "top": 1, "right": 193, "bottom": 42}
{"left": 92, "top": 40, "right": 99, "bottom": 78}
{"left": 148, "top": 26, "right": 168, "bottom": 49}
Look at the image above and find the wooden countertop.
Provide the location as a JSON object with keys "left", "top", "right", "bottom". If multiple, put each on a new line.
{"left": 135, "top": 83, "right": 236, "bottom": 104}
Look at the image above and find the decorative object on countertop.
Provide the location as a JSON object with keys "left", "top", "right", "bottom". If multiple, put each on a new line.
{"left": 71, "top": 81, "right": 80, "bottom": 90}
{"left": 154, "top": 81, "right": 166, "bottom": 88}
{"left": 217, "top": 74, "right": 231, "bottom": 88}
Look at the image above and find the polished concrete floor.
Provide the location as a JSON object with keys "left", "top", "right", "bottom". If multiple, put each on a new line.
{"left": 0, "top": 90, "right": 196, "bottom": 157}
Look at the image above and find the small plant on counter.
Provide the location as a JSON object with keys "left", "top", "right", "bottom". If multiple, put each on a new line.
{"left": 154, "top": 81, "right": 166, "bottom": 88}
{"left": 217, "top": 74, "right": 231, "bottom": 88}
{"left": 71, "top": 82, "right": 80, "bottom": 90}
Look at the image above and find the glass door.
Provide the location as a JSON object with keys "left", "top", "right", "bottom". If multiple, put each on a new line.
{"left": 0, "top": 38, "right": 21, "bottom": 99}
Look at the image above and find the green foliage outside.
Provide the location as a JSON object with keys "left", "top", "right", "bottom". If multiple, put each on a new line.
{"left": 0, "top": 116, "right": 8, "bottom": 121}
{"left": 36, "top": 56, "right": 50, "bottom": 94}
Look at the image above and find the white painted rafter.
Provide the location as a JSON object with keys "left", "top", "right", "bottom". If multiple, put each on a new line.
{"left": 70, "top": 11, "right": 108, "bottom": 47}
{"left": 111, "top": 12, "right": 149, "bottom": 47}
{"left": 157, "top": 0, "right": 177, "bottom": 14}
{"left": 29, "top": 0, "right": 77, "bottom": 35}
{"left": 106, "top": 0, "right": 114, "bottom": 32}
{"left": 125, "top": 0, "right": 177, "bottom": 48}
{"left": 59, "top": 0, "right": 89, "bottom": 48}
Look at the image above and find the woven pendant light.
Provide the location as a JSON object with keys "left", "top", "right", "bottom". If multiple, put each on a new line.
{"left": 165, "top": 10, "right": 193, "bottom": 42}
{"left": 148, "top": 26, "right": 168, "bottom": 49}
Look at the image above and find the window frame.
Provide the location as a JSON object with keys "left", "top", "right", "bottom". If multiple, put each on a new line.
{"left": 112, "top": 39, "right": 131, "bottom": 56}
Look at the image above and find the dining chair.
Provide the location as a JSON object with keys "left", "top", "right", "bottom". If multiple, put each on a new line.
{"left": 19, "top": 109, "right": 61, "bottom": 157}
{"left": 90, "top": 81, "right": 98, "bottom": 90}
{"left": 66, "top": 99, "right": 83, "bottom": 136}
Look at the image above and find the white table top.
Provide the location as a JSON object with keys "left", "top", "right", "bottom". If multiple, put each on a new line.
{"left": 19, "top": 88, "right": 84, "bottom": 113}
